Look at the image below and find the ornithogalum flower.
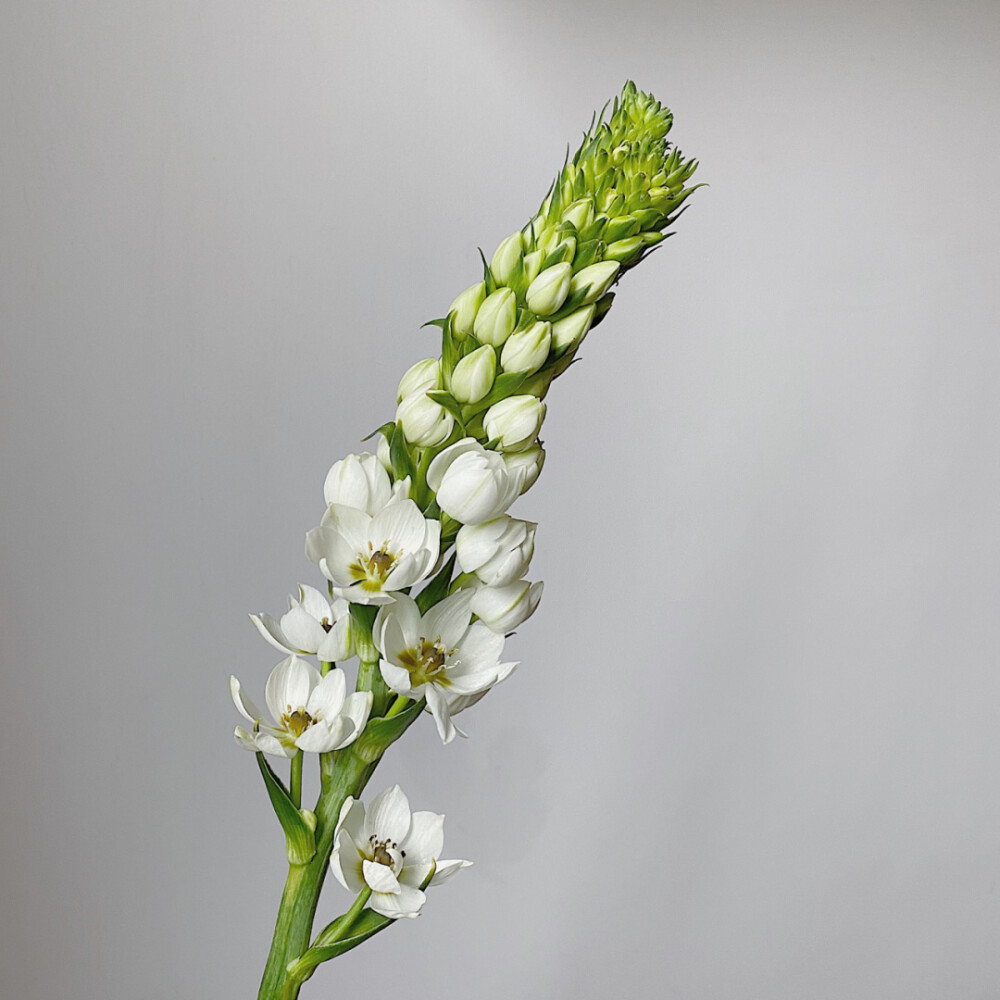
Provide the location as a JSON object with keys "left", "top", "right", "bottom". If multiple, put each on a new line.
{"left": 471, "top": 579, "right": 544, "bottom": 634}
{"left": 456, "top": 515, "right": 536, "bottom": 587}
{"left": 323, "top": 452, "right": 408, "bottom": 516}
{"left": 231, "top": 656, "right": 372, "bottom": 757}
{"left": 426, "top": 438, "right": 526, "bottom": 525}
{"left": 250, "top": 584, "right": 353, "bottom": 662}
{"left": 374, "top": 591, "right": 513, "bottom": 743}
{"left": 330, "top": 785, "right": 471, "bottom": 919}
{"left": 305, "top": 499, "right": 441, "bottom": 604}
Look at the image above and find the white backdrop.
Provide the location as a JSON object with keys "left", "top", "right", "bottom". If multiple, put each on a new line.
{"left": 3, "top": 2, "right": 999, "bottom": 997}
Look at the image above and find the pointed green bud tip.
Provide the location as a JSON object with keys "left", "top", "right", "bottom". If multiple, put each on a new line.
{"left": 473, "top": 287, "right": 518, "bottom": 346}
{"left": 501, "top": 320, "right": 552, "bottom": 376}
{"left": 449, "top": 281, "right": 487, "bottom": 340}
{"left": 451, "top": 343, "right": 497, "bottom": 403}
{"left": 490, "top": 231, "right": 524, "bottom": 286}
{"left": 526, "top": 261, "right": 572, "bottom": 316}
{"left": 568, "top": 260, "right": 620, "bottom": 305}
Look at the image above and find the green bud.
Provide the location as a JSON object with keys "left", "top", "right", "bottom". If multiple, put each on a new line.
{"left": 490, "top": 231, "right": 524, "bottom": 286}
{"left": 501, "top": 320, "right": 551, "bottom": 376}
{"left": 604, "top": 236, "right": 645, "bottom": 263}
{"left": 542, "top": 237, "right": 576, "bottom": 268}
{"left": 451, "top": 344, "right": 497, "bottom": 403}
{"left": 604, "top": 214, "right": 640, "bottom": 243}
{"left": 397, "top": 358, "right": 441, "bottom": 403}
{"left": 521, "top": 250, "right": 543, "bottom": 285}
{"left": 526, "top": 262, "right": 572, "bottom": 316}
{"left": 562, "top": 198, "right": 594, "bottom": 232}
{"left": 449, "top": 281, "right": 487, "bottom": 340}
{"left": 568, "top": 261, "right": 620, "bottom": 305}
{"left": 550, "top": 303, "right": 596, "bottom": 352}
{"left": 473, "top": 287, "right": 518, "bottom": 346}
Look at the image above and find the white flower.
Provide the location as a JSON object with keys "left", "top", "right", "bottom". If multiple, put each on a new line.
{"left": 490, "top": 231, "right": 524, "bottom": 285}
{"left": 456, "top": 515, "right": 536, "bottom": 587}
{"left": 374, "top": 591, "right": 513, "bottom": 743}
{"left": 396, "top": 358, "right": 441, "bottom": 403}
{"left": 323, "top": 452, "right": 408, "bottom": 516}
{"left": 231, "top": 657, "right": 372, "bottom": 757}
{"left": 473, "top": 287, "right": 517, "bottom": 347}
{"left": 305, "top": 499, "right": 441, "bottom": 605}
{"left": 450, "top": 344, "right": 496, "bottom": 404}
{"left": 525, "top": 262, "right": 572, "bottom": 316}
{"left": 250, "top": 584, "right": 354, "bottom": 662}
{"left": 502, "top": 442, "right": 545, "bottom": 493}
{"left": 331, "top": 785, "right": 471, "bottom": 919}
{"left": 396, "top": 391, "right": 454, "bottom": 448}
{"left": 426, "top": 438, "right": 526, "bottom": 525}
{"left": 471, "top": 579, "right": 544, "bottom": 634}
{"left": 483, "top": 395, "right": 546, "bottom": 452}
{"left": 500, "top": 320, "right": 551, "bottom": 376}
{"left": 550, "top": 303, "right": 596, "bottom": 352}
{"left": 448, "top": 281, "right": 486, "bottom": 340}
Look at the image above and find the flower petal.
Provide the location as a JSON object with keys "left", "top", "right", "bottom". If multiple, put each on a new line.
{"left": 429, "top": 859, "right": 473, "bottom": 885}
{"left": 230, "top": 675, "right": 265, "bottom": 724}
{"left": 363, "top": 859, "right": 401, "bottom": 894}
{"left": 370, "top": 885, "right": 425, "bottom": 919}
{"left": 401, "top": 811, "right": 444, "bottom": 862}
{"left": 423, "top": 589, "right": 474, "bottom": 650}
{"left": 365, "top": 785, "right": 411, "bottom": 844}
{"left": 265, "top": 656, "right": 319, "bottom": 722}
{"left": 306, "top": 668, "right": 347, "bottom": 721}
{"left": 425, "top": 685, "right": 459, "bottom": 744}
{"left": 249, "top": 613, "right": 297, "bottom": 655}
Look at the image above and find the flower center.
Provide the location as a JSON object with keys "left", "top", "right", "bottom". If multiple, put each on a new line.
{"left": 349, "top": 540, "right": 401, "bottom": 592}
{"left": 282, "top": 707, "right": 315, "bottom": 737}
{"left": 368, "top": 835, "right": 405, "bottom": 869}
{"left": 397, "top": 635, "right": 455, "bottom": 687}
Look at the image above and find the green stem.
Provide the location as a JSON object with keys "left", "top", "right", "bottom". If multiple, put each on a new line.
{"left": 315, "top": 887, "right": 372, "bottom": 947}
{"left": 384, "top": 695, "right": 410, "bottom": 718}
{"left": 289, "top": 751, "right": 302, "bottom": 810}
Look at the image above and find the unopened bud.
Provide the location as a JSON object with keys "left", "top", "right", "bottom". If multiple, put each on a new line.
{"left": 451, "top": 344, "right": 497, "bottom": 404}
{"left": 473, "top": 287, "right": 518, "bottom": 347}
{"left": 550, "top": 303, "right": 596, "bottom": 352}
{"left": 521, "top": 249, "right": 543, "bottom": 284}
{"left": 397, "top": 358, "right": 441, "bottom": 403}
{"left": 483, "top": 395, "right": 546, "bottom": 452}
{"left": 562, "top": 198, "right": 594, "bottom": 232}
{"left": 525, "top": 262, "right": 572, "bottom": 316}
{"left": 490, "top": 231, "right": 524, "bottom": 285}
{"left": 568, "top": 261, "right": 620, "bottom": 305}
{"left": 449, "top": 281, "right": 487, "bottom": 340}
{"left": 604, "top": 236, "right": 645, "bottom": 263}
{"left": 502, "top": 442, "right": 545, "bottom": 493}
{"left": 500, "top": 321, "right": 551, "bottom": 376}
{"left": 396, "top": 392, "right": 454, "bottom": 448}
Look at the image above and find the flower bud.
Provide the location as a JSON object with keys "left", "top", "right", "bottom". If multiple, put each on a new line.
{"left": 426, "top": 439, "right": 525, "bottom": 524}
{"left": 603, "top": 214, "right": 640, "bottom": 242}
{"left": 500, "top": 320, "right": 551, "bottom": 376}
{"left": 448, "top": 281, "right": 487, "bottom": 340}
{"left": 473, "top": 287, "right": 518, "bottom": 347}
{"left": 490, "top": 231, "right": 523, "bottom": 285}
{"left": 502, "top": 443, "right": 545, "bottom": 493}
{"left": 471, "top": 579, "right": 543, "bottom": 633}
{"left": 397, "top": 358, "right": 441, "bottom": 403}
{"left": 525, "top": 262, "right": 572, "bottom": 316}
{"left": 604, "top": 236, "right": 644, "bottom": 263}
{"left": 451, "top": 344, "right": 496, "bottom": 404}
{"left": 521, "top": 249, "right": 543, "bottom": 284}
{"left": 483, "top": 395, "right": 546, "bottom": 452}
{"left": 456, "top": 515, "right": 536, "bottom": 587}
{"left": 396, "top": 392, "right": 454, "bottom": 448}
{"left": 376, "top": 433, "right": 392, "bottom": 471}
{"left": 568, "top": 260, "right": 620, "bottom": 305}
{"left": 550, "top": 303, "right": 596, "bottom": 352}
{"left": 324, "top": 452, "right": 393, "bottom": 515}
{"left": 561, "top": 198, "right": 594, "bottom": 232}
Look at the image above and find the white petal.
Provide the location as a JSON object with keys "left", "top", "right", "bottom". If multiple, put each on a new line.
{"left": 330, "top": 828, "right": 366, "bottom": 893}
{"left": 316, "top": 615, "right": 353, "bottom": 662}
{"left": 230, "top": 676, "right": 264, "bottom": 724}
{"left": 423, "top": 589, "right": 474, "bottom": 650}
{"left": 334, "top": 796, "right": 365, "bottom": 842}
{"left": 426, "top": 438, "right": 480, "bottom": 492}
{"left": 278, "top": 604, "right": 328, "bottom": 653}
{"left": 297, "top": 584, "right": 331, "bottom": 621}
{"left": 365, "top": 785, "right": 412, "bottom": 844}
{"left": 380, "top": 660, "right": 413, "bottom": 696}
{"left": 401, "top": 811, "right": 445, "bottom": 862}
{"left": 370, "top": 884, "right": 425, "bottom": 919}
{"left": 369, "top": 499, "right": 426, "bottom": 554}
{"left": 249, "top": 613, "right": 297, "bottom": 655}
{"left": 265, "top": 656, "right": 319, "bottom": 722}
{"left": 425, "top": 685, "right": 459, "bottom": 744}
{"left": 233, "top": 726, "right": 260, "bottom": 752}
{"left": 337, "top": 692, "right": 373, "bottom": 744}
{"left": 295, "top": 717, "right": 347, "bottom": 753}
{"left": 429, "top": 859, "right": 473, "bottom": 885}
{"left": 363, "top": 859, "right": 401, "bottom": 894}
{"left": 306, "top": 668, "right": 347, "bottom": 720}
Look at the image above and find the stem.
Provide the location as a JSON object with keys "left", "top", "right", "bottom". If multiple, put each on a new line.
{"left": 289, "top": 751, "right": 302, "bottom": 810}
{"left": 315, "top": 887, "right": 372, "bottom": 947}
{"left": 385, "top": 695, "right": 410, "bottom": 718}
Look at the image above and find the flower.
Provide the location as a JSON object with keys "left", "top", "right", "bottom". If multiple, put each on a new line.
{"left": 306, "top": 499, "right": 441, "bottom": 604}
{"left": 231, "top": 657, "right": 372, "bottom": 757}
{"left": 471, "top": 579, "right": 544, "bottom": 634}
{"left": 323, "top": 452, "right": 408, "bottom": 516}
{"left": 448, "top": 281, "right": 486, "bottom": 340}
{"left": 426, "top": 438, "right": 526, "bottom": 525}
{"left": 489, "top": 231, "right": 524, "bottom": 285}
{"left": 525, "top": 262, "right": 572, "bottom": 316}
{"left": 567, "top": 260, "right": 620, "bottom": 304}
{"left": 483, "top": 396, "right": 546, "bottom": 452}
{"left": 473, "top": 287, "right": 517, "bottom": 347}
{"left": 250, "top": 584, "right": 353, "bottom": 662}
{"left": 456, "top": 515, "right": 536, "bottom": 587}
{"left": 396, "top": 391, "right": 454, "bottom": 448}
{"left": 374, "top": 591, "right": 513, "bottom": 743}
{"left": 450, "top": 343, "right": 496, "bottom": 404}
{"left": 500, "top": 320, "right": 551, "bottom": 376}
{"left": 396, "top": 358, "right": 441, "bottom": 402}
{"left": 502, "top": 443, "right": 545, "bottom": 493}
{"left": 331, "top": 785, "right": 471, "bottom": 919}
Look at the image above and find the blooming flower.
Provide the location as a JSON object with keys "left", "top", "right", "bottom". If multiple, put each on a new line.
{"left": 426, "top": 438, "right": 526, "bottom": 525}
{"left": 456, "top": 515, "right": 536, "bottom": 587}
{"left": 374, "top": 591, "right": 513, "bottom": 743}
{"left": 323, "top": 452, "right": 408, "bottom": 516}
{"left": 471, "top": 579, "right": 544, "bottom": 634}
{"left": 305, "top": 499, "right": 441, "bottom": 605}
{"left": 231, "top": 656, "right": 372, "bottom": 757}
{"left": 331, "top": 786, "right": 471, "bottom": 919}
{"left": 250, "top": 584, "right": 354, "bottom": 662}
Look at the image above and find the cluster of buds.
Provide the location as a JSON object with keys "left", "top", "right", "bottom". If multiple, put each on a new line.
{"left": 237, "top": 82, "right": 699, "bottom": 996}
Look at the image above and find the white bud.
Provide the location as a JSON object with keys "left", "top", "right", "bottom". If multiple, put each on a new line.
{"left": 550, "top": 303, "right": 596, "bottom": 352}
{"left": 397, "top": 358, "right": 441, "bottom": 404}
{"left": 483, "top": 395, "right": 546, "bottom": 452}
{"left": 456, "top": 515, "right": 537, "bottom": 587}
{"left": 525, "top": 262, "right": 572, "bottom": 316}
{"left": 569, "top": 261, "right": 620, "bottom": 305}
{"left": 323, "top": 452, "right": 393, "bottom": 515}
{"left": 502, "top": 442, "right": 545, "bottom": 493}
{"left": 449, "top": 282, "right": 487, "bottom": 340}
{"left": 500, "top": 321, "right": 551, "bottom": 376}
{"left": 396, "top": 392, "right": 454, "bottom": 448}
{"left": 561, "top": 198, "right": 595, "bottom": 232}
{"left": 521, "top": 249, "right": 543, "bottom": 284}
{"left": 473, "top": 287, "right": 518, "bottom": 347}
{"left": 451, "top": 344, "right": 497, "bottom": 404}
{"left": 490, "top": 232, "right": 523, "bottom": 285}
{"left": 376, "top": 433, "right": 392, "bottom": 472}
{"left": 471, "top": 579, "right": 544, "bottom": 633}
{"left": 427, "top": 438, "right": 526, "bottom": 524}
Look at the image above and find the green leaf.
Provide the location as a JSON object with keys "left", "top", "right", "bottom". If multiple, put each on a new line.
{"left": 361, "top": 420, "right": 395, "bottom": 444}
{"left": 462, "top": 371, "right": 528, "bottom": 417}
{"left": 388, "top": 423, "right": 415, "bottom": 481}
{"left": 255, "top": 753, "right": 316, "bottom": 865}
{"left": 426, "top": 390, "right": 465, "bottom": 423}
{"left": 415, "top": 553, "right": 457, "bottom": 615}
{"left": 478, "top": 248, "right": 497, "bottom": 295}
{"left": 352, "top": 697, "right": 426, "bottom": 762}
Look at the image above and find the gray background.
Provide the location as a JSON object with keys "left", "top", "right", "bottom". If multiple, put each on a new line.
{"left": 3, "top": 1, "right": 999, "bottom": 998}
